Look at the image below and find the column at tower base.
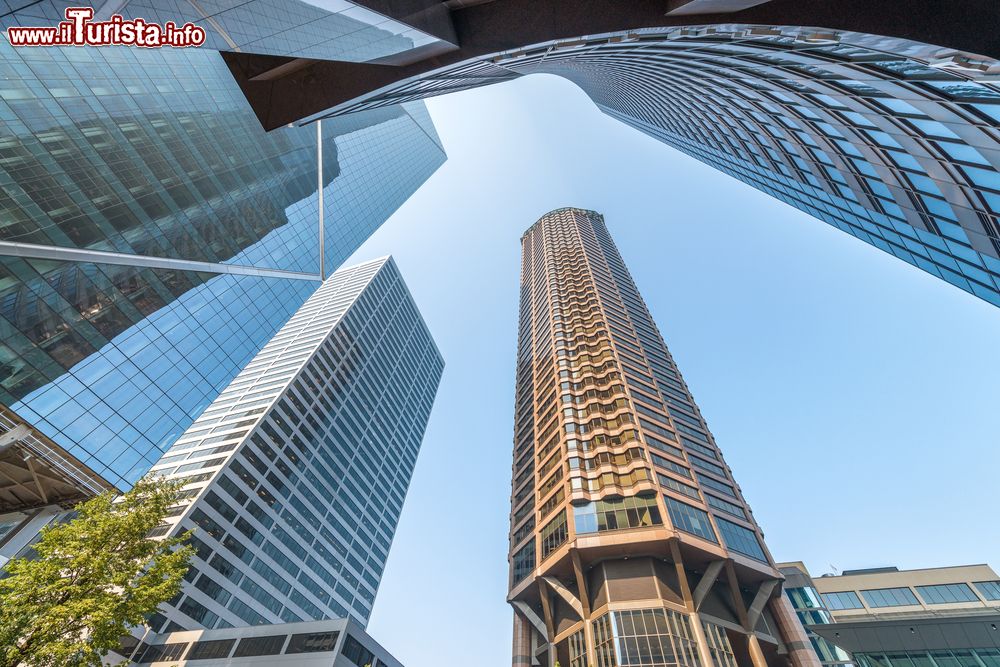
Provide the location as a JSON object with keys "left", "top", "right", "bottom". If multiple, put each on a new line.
{"left": 513, "top": 609, "right": 534, "bottom": 667}
{"left": 769, "top": 594, "right": 822, "bottom": 667}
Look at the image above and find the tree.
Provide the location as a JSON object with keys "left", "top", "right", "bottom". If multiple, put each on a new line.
{"left": 0, "top": 476, "right": 194, "bottom": 667}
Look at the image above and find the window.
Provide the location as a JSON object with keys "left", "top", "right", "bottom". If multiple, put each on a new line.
{"left": 689, "top": 456, "right": 727, "bottom": 478}
{"left": 574, "top": 495, "right": 662, "bottom": 534}
{"left": 704, "top": 621, "right": 739, "bottom": 667}
{"left": 596, "top": 608, "right": 703, "bottom": 667}
{"left": 640, "top": 418, "right": 677, "bottom": 442}
{"left": 512, "top": 540, "right": 535, "bottom": 584}
{"left": 286, "top": 632, "right": 340, "bottom": 653}
{"left": 341, "top": 635, "right": 375, "bottom": 667}
{"left": 697, "top": 473, "right": 737, "bottom": 498}
{"left": 716, "top": 518, "right": 767, "bottom": 562}
{"left": 187, "top": 639, "right": 235, "bottom": 660}
{"left": 645, "top": 434, "right": 683, "bottom": 458}
{"left": 682, "top": 438, "right": 718, "bottom": 460}
{"left": 658, "top": 474, "right": 700, "bottom": 500}
{"left": 861, "top": 587, "right": 919, "bottom": 608}
{"left": 963, "top": 165, "right": 1000, "bottom": 190}
{"left": 916, "top": 583, "right": 978, "bottom": 604}
{"left": 909, "top": 118, "right": 960, "bottom": 140}
{"left": 974, "top": 581, "right": 1000, "bottom": 601}
{"left": 821, "top": 591, "right": 864, "bottom": 610}
{"left": 937, "top": 142, "right": 990, "bottom": 166}
{"left": 705, "top": 494, "right": 746, "bottom": 519}
{"left": 786, "top": 586, "right": 823, "bottom": 610}
{"left": 138, "top": 643, "right": 188, "bottom": 663}
{"left": 540, "top": 511, "right": 568, "bottom": 559}
{"left": 664, "top": 496, "right": 716, "bottom": 542}
{"left": 675, "top": 423, "right": 709, "bottom": 443}
{"left": 652, "top": 453, "right": 691, "bottom": 479}
{"left": 233, "top": 635, "right": 286, "bottom": 658}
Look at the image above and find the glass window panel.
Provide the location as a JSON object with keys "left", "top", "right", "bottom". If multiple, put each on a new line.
{"left": 716, "top": 517, "right": 768, "bottom": 561}
{"left": 861, "top": 587, "right": 919, "bottom": 607}
{"left": 974, "top": 581, "right": 1000, "bottom": 601}
{"left": 233, "top": 635, "right": 286, "bottom": 658}
{"left": 937, "top": 142, "right": 991, "bottom": 166}
{"left": 821, "top": 591, "right": 864, "bottom": 610}
{"left": 915, "top": 583, "right": 978, "bottom": 604}
{"left": 664, "top": 496, "right": 717, "bottom": 542}
{"left": 286, "top": 632, "right": 340, "bottom": 654}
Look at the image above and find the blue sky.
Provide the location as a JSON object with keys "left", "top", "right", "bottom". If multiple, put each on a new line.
{"left": 346, "top": 74, "right": 1000, "bottom": 667}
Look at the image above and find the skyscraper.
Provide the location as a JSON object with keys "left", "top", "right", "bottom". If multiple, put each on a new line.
{"left": 509, "top": 208, "right": 815, "bottom": 667}
{"left": 290, "top": 20, "right": 1000, "bottom": 308}
{"left": 144, "top": 256, "right": 443, "bottom": 633}
{"left": 0, "top": 37, "right": 445, "bottom": 493}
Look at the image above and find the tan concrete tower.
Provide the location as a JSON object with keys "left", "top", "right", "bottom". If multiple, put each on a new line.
{"left": 508, "top": 208, "right": 818, "bottom": 667}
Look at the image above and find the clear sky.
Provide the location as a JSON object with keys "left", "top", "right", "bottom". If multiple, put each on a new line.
{"left": 346, "top": 74, "right": 1000, "bottom": 667}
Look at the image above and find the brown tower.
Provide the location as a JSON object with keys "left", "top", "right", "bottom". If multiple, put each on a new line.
{"left": 508, "top": 209, "right": 818, "bottom": 667}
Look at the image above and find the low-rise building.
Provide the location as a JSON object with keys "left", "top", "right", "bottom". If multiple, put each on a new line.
{"left": 779, "top": 562, "right": 1000, "bottom": 667}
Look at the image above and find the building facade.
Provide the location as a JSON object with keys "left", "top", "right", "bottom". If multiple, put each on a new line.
{"left": 0, "top": 30, "right": 446, "bottom": 492}
{"left": 508, "top": 208, "right": 815, "bottom": 667}
{"left": 777, "top": 563, "right": 855, "bottom": 667}
{"left": 116, "top": 617, "right": 405, "bottom": 667}
{"left": 781, "top": 563, "right": 1000, "bottom": 667}
{"left": 141, "top": 256, "right": 443, "bottom": 632}
{"left": 313, "top": 24, "right": 1000, "bottom": 308}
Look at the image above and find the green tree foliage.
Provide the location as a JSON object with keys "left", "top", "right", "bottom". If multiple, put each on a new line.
{"left": 0, "top": 476, "right": 194, "bottom": 667}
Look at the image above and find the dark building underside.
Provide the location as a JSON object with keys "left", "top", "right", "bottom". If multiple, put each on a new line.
{"left": 221, "top": 0, "right": 1000, "bottom": 130}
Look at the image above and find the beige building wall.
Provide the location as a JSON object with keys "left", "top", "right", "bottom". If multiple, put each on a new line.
{"left": 812, "top": 565, "right": 1000, "bottom": 621}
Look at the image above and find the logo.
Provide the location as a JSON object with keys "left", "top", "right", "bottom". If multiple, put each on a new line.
{"left": 6, "top": 7, "right": 207, "bottom": 47}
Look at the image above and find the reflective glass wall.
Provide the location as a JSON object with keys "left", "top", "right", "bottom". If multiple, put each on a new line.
{"left": 0, "top": 40, "right": 445, "bottom": 488}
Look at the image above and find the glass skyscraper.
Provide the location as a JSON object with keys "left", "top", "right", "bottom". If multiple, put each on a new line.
{"left": 144, "top": 256, "right": 443, "bottom": 632}
{"left": 509, "top": 208, "right": 816, "bottom": 667}
{"left": 0, "top": 35, "right": 445, "bottom": 489}
{"left": 319, "top": 25, "right": 1000, "bottom": 307}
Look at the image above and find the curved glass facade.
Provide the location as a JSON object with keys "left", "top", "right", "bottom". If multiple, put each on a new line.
{"left": 328, "top": 24, "right": 1000, "bottom": 306}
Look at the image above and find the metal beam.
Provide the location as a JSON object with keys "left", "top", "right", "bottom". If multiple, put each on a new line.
{"left": 540, "top": 575, "right": 583, "bottom": 617}
{"left": 317, "top": 119, "right": 326, "bottom": 280}
{"left": 747, "top": 579, "right": 780, "bottom": 629}
{"left": 0, "top": 241, "right": 320, "bottom": 282}
{"left": 25, "top": 457, "right": 48, "bottom": 505}
{"left": 0, "top": 425, "right": 29, "bottom": 455}
{"left": 512, "top": 601, "right": 548, "bottom": 637}
{"left": 692, "top": 560, "right": 726, "bottom": 611}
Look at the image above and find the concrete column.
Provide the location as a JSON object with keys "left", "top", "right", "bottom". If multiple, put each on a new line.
{"left": 513, "top": 609, "right": 534, "bottom": 667}
{"left": 768, "top": 595, "right": 822, "bottom": 667}
{"left": 690, "top": 612, "right": 721, "bottom": 667}
{"left": 584, "top": 615, "right": 597, "bottom": 667}
{"left": 747, "top": 634, "right": 770, "bottom": 667}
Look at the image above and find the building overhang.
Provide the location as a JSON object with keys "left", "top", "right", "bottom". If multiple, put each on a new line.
{"left": 809, "top": 613, "right": 1000, "bottom": 655}
{"left": 220, "top": 0, "right": 1000, "bottom": 130}
{"left": 0, "top": 406, "right": 113, "bottom": 512}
